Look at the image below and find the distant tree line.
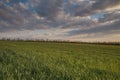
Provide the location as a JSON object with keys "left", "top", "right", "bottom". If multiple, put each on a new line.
{"left": 0, "top": 38, "right": 120, "bottom": 45}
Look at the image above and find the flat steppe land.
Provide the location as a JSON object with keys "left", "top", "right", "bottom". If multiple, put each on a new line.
{"left": 0, "top": 41, "right": 120, "bottom": 80}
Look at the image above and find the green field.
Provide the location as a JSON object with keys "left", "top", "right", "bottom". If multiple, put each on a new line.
{"left": 0, "top": 41, "right": 120, "bottom": 80}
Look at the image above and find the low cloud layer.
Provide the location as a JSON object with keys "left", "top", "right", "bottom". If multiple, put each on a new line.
{"left": 0, "top": 0, "right": 120, "bottom": 42}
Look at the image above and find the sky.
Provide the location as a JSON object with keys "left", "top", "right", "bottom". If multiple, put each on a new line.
{"left": 0, "top": 0, "right": 120, "bottom": 42}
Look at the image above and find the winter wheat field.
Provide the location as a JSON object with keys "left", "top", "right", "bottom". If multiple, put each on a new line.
{"left": 0, "top": 41, "right": 120, "bottom": 80}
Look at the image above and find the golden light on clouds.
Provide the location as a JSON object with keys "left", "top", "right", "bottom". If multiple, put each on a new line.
{"left": 106, "top": 5, "right": 120, "bottom": 11}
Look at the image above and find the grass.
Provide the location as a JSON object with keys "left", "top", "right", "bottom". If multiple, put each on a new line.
{"left": 0, "top": 40, "right": 120, "bottom": 80}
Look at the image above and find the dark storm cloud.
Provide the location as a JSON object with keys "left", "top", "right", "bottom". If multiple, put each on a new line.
{"left": 99, "top": 10, "right": 120, "bottom": 22}
{"left": 64, "top": 0, "right": 92, "bottom": 16}
{"left": 35, "top": 0, "right": 63, "bottom": 20}
{"left": 74, "top": 0, "right": 120, "bottom": 16}
{"left": 67, "top": 20, "right": 120, "bottom": 36}
{"left": 92, "top": 0, "right": 120, "bottom": 10}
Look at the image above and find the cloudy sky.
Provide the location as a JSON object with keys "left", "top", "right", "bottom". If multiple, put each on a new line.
{"left": 0, "top": 0, "right": 120, "bottom": 42}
